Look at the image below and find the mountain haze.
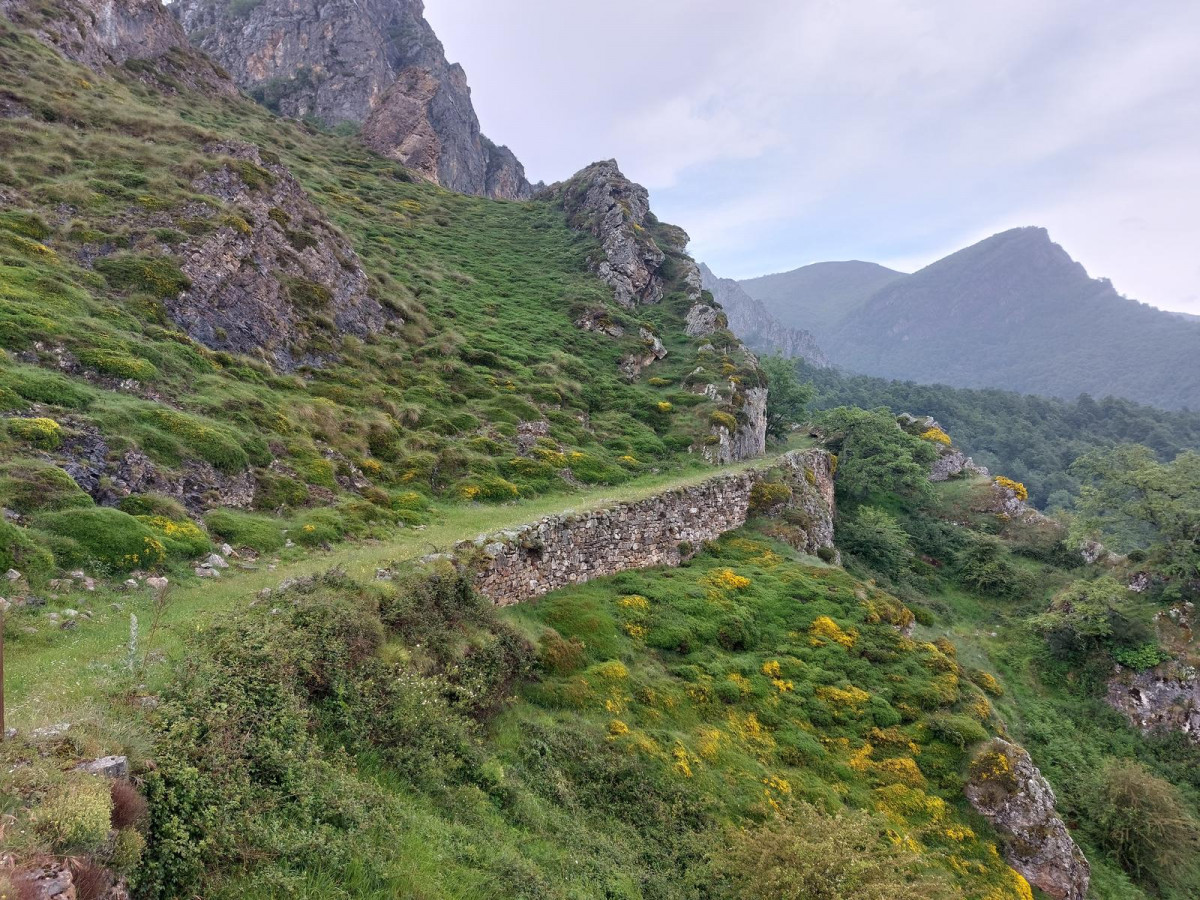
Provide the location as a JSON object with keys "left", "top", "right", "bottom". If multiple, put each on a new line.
{"left": 739, "top": 260, "right": 906, "bottom": 338}
{"left": 698, "top": 263, "right": 829, "bottom": 367}
{"left": 742, "top": 228, "right": 1200, "bottom": 409}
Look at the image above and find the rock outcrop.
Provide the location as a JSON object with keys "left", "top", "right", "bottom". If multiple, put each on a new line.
{"left": 1, "top": 0, "right": 235, "bottom": 93}
{"left": 1106, "top": 663, "right": 1200, "bottom": 742}
{"left": 175, "top": 140, "right": 388, "bottom": 370}
{"left": 699, "top": 264, "right": 830, "bottom": 366}
{"left": 173, "top": 0, "right": 535, "bottom": 199}
{"left": 544, "top": 160, "right": 668, "bottom": 309}
{"left": 458, "top": 448, "right": 835, "bottom": 605}
{"left": 966, "top": 740, "right": 1090, "bottom": 900}
{"left": 930, "top": 448, "right": 989, "bottom": 482}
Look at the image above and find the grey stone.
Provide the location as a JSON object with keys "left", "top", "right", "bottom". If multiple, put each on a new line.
{"left": 4, "top": 568, "right": 21, "bottom": 582}
{"left": 966, "top": 739, "right": 1089, "bottom": 900}
{"left": 76, "top": 754, "right": 130, "bottom": 778}
{"left": 203, "top": 553, "right": 230, "bottom": 570}
{"left": 195, "top": 567, "right": 221, "bottom": 578}
{"left": 1107, "top": 663, "right": 1200, "bottom": 742}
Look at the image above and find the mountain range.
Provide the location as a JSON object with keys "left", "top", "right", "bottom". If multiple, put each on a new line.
{"left": 738, "top": 228, "right": 1200, "bottom": 410}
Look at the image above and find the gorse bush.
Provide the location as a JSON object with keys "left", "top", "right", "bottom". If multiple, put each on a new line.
{"left": 712, "top": 803, "right": 958, "bottom": 900}
{"left": 36, "top": 507, "right": 167, "bottom": 573}
{"left": 837, "top": 505, "right": 912, "bottom": 577}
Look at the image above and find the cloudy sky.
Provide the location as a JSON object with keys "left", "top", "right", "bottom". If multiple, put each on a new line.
{"left": 424, "top": 0, "right": 1200, "bottom": 314}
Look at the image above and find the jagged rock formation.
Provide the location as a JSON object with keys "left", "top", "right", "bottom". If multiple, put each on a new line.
{"left": 1107, "top": 663, "right": 1200, "bottom": 742}
{"left": 0, "top": 0, "right": 234, "bottom": 93}
{"left": 699, "top": 264, "right": 829, "bottom": 366}
{"left": 966, "top": 740, "right": 1091, "bottom": 900}
{"left": 546, "top": 160, "right": 767, "bottom": 463}
{"left": 542, "top": 160, "right": 668, "bottom": 309}
{"left": 172, "top": 0, "right": 535, "bottom": 199}
{"left": 458, "top": 448, "right": 835, "bottom": 605}
{"left": 174, "top": 140, "right": 388, "bottom": 370}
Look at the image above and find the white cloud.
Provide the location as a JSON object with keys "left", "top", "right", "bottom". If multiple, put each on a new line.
{"left": 425, "top": 0, "right": 1200, "bottom": 313}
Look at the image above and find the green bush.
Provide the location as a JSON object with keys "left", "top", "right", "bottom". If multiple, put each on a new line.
{"left": 292, "top": 509, "right": 346, "bottom": 546}
{"left": 1085, "top": 758, "right": 1200, "bottom": 891}
{"left": 95, "top": 253, "right": 191, "bottom": 298}
{"left": 36, "top": 507, "right": 166, "bottom": 573}
{"left": 712, "top": 803, "right": 956, "bottom": 899}
{"left": 147, "top": 408, "right": 250, "bottom": 472}
{"left": 137, "top": 515, "right": 213, "bottom": 559}
{"left": 926, "top": 712, "right": 989, "bottom": 749}
{"left": 34, "top": 778, "right": 113, "bottom": 853}
{"left": 6, "top": 416, "right": 62, "bottom": 449}
{"left": 0, "top": 519, "right": 56, "bottom": 582}
{"left": 838, "top": 506, "right": 912, "bottom": 577}
{"left": 204, "top": 509, "right": 285, "bottom": 552}
{"left": 748, "top": 480, "right": 792, "bottom": 514}
{"left": 78, "top": 348, "right": 158, "bottom": 380}
{"left": 0, "top": 459, "right": 93, "bottom": 514}
{"left": 118, "top": 493, "right": 188, "bottom": 519}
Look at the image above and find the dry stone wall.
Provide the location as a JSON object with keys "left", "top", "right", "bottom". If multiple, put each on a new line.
{"left": 457, "top": 449, "right": 835, "bottom": 606}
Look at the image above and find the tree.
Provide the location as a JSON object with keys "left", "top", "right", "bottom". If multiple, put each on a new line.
{"left": 818, "top": 407, "right": 938, "bottom": 502}
{"left": 1071, "top": 446, "right": 1200, "bottom": 597}
{"left": 1029, "top": 576, "right": 1143, "bottom": 657}
{"left": 761, "top": 356, "right": 814, "bottom": 441}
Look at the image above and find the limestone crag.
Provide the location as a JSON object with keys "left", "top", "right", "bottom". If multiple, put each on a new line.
{"left": 174, "top": 141, "right": 388, "bottom": 370}
{"left": 966, "top": 740, "right": 1090, "bottom": 900}
{"left": 1, "top": 0, "right": 234, "bottom": 93}
{"left": 699, "top": 264, "right": 830, "bottom": 366}
{"left": 1106, "top": 663, "right": 1200, "bottom": 742}
{"left": 930, "top": 448, "right": 989, "bottom": 482}
{"left": 703, "top": 386, "right": 768, "bottom": 466}
{"left": 459, "top": 449, "right": 835, "bottom": 605}
{"left": 545, "top": 160, "right": 668, "bottom": 309}
{"left": 173, "top": 0, "right": 535, "bottom": 199}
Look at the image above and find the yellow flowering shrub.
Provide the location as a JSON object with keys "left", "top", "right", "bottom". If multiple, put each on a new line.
{"left": 816, "top": 684, "right": 871, "bottom": 711}
{"left": 617, "top": 454, "right": 640, "bottom": 466}
{"left": 920, "top": 427, "right": 953, "bottom": 445}
{"left": 656, "top": 401, "right": 673, "bottom": 413}
{"left": 619, "top": 594, "right": 649, "bottom": 610}
{"left": 705, "top": 568, "right": 751, "bottom": 592}
{"left": 608, "top": 719, "right": 630, "bottom": 737}
{"left": 673, "top": 742, "right": 696, "bottom": 778}
{"left": 8, "top": 416, "right": 62, "bottom": 449}
{"left": 696, "top": 726, "right": 723, "bottom": 761}
{"left": 994, "top": 476, "right": 1028, "bottom": 502}
{"left": 809, "top": 615, "right": 857, "bottom": 648}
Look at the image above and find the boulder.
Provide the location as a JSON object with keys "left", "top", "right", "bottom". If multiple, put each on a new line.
{"left": 1106, "top": 663, "right": 1200, "bottom": 742}
{"left": 966, "top": 740, "right": 1090, "bottom": 900}
{"left": 76, "top": 754, "right": 130, "bottom": 778}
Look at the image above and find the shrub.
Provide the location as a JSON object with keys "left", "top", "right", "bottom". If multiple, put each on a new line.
{"left": 118, "top": 493, "right": 187, "bottom": 519}
{"left": 920, "top": 426, "right": 952, "bottom": 445}
{"left": 0, "top": 459, "right": 93, "bottom": 514}
{"left": 456, "top": 475, "right": 520, "bottom": 502}
{"left": 1085, "top": 758, "right": 1200, "bottom": 890}
{"left": 95, "top": 254, "right": 190, "bottom": 298}
{"left": 927, "top": 712, "right": 989, "bottom": 749}
{"left": 709, "top": 410, "right": 738, "bottom": 432}
{"left": 1113, "top": 643, "right": 1168, "bottom": 671}
{"left": 994, "top": 475, "right": 1029, "bottom": 502}
{"left": 748, "top": 481, "right": 792, "bottom": 514}
{"left": 78, "top": 348, "right": 158, "bottom": 381}
{"left": 0, "top": 519, "right": 56, "bottom": 582}
{"left": 137, "top": 515, "right": 212, "bottom": 559}
{"left": 36, "top": 507, "right": 166, "bottom": 572}
{"left": 203, "top": 509, "right": 286, "bottom": 553}
{"left": 712, "top": 803, "right": 957, "bottom": 899}
{"left": 956, "top": 536, "right": 1026, "bottom": 598}
{"left": 34, "top": 778, "right": 113, "bottom": 853}
{"left": 148, "top": 408, "right": 249, "bottom": 472}
{"left": 7, "top": 416, "right": 62, "bottom": 449}
{"left": 111, "top": 779, "right": 150, "bottom": 830}
{"left": 539, "top": 630, "right": 586, "bottom": 675}
{"left": 837, "top": 506, "right": 911, "bottom": 577}
{"left": 293, "top": 509, "right": 346, "bottom": 545}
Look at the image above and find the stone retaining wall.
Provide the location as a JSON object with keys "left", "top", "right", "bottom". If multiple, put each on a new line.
{"left": 457, "top": 449, "right": 835, "bottom": 605}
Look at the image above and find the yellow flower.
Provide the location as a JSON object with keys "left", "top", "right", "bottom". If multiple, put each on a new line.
{"left": 920, "top": 426, "right": 952, "bottom": 445}
{"left": 809, "top": 615, "right": 857, "bottom": 648}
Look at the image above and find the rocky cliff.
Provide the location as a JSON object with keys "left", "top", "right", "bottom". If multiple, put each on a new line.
{"left": 544, "top": 161, "right": 768, "bottom": 462}
{"left": 0, "top": 0, "right": 233, "bottom": 93}
{"left": 699, "top": 263, "right": 829, "bottom": 367}
{"left": 1107, "top": 663, "right": 1200, "bottom": 743}
{"left": 173, "top": 0, "right": 535, "bottom": 199}
{"left": 966, "top": 739, "right": 1091, "bottom": 900}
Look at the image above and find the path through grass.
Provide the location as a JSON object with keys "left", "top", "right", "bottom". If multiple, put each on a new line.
{"left": 5, "top": 445, "right": 808, "bottom": 728}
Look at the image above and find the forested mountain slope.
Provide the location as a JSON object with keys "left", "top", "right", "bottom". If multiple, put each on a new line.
{"left": 739, "top": 259, "right": 905, "bottom": 337}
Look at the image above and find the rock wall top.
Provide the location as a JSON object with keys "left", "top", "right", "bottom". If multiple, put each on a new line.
{"left": 966, "top": 739, "right": 1090, "bottom": 900}
{"left": 457, "top": 448, "right": 836, "bottom": 605}
{"left": 173, "top": 0, "right": 534, "bottom": 199}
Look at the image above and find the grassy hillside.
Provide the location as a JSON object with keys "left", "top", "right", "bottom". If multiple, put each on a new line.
{"left": 0, "top": 19, "right": 755, "bottom": 586}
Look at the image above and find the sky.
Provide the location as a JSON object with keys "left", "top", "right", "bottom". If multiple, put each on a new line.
{"left": 423, "top": 0, "right": 1200, "bottom": 314}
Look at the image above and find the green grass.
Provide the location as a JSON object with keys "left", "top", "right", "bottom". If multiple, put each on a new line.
{"left": 3, "top": 447, "right": 794, "bottom": 724}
